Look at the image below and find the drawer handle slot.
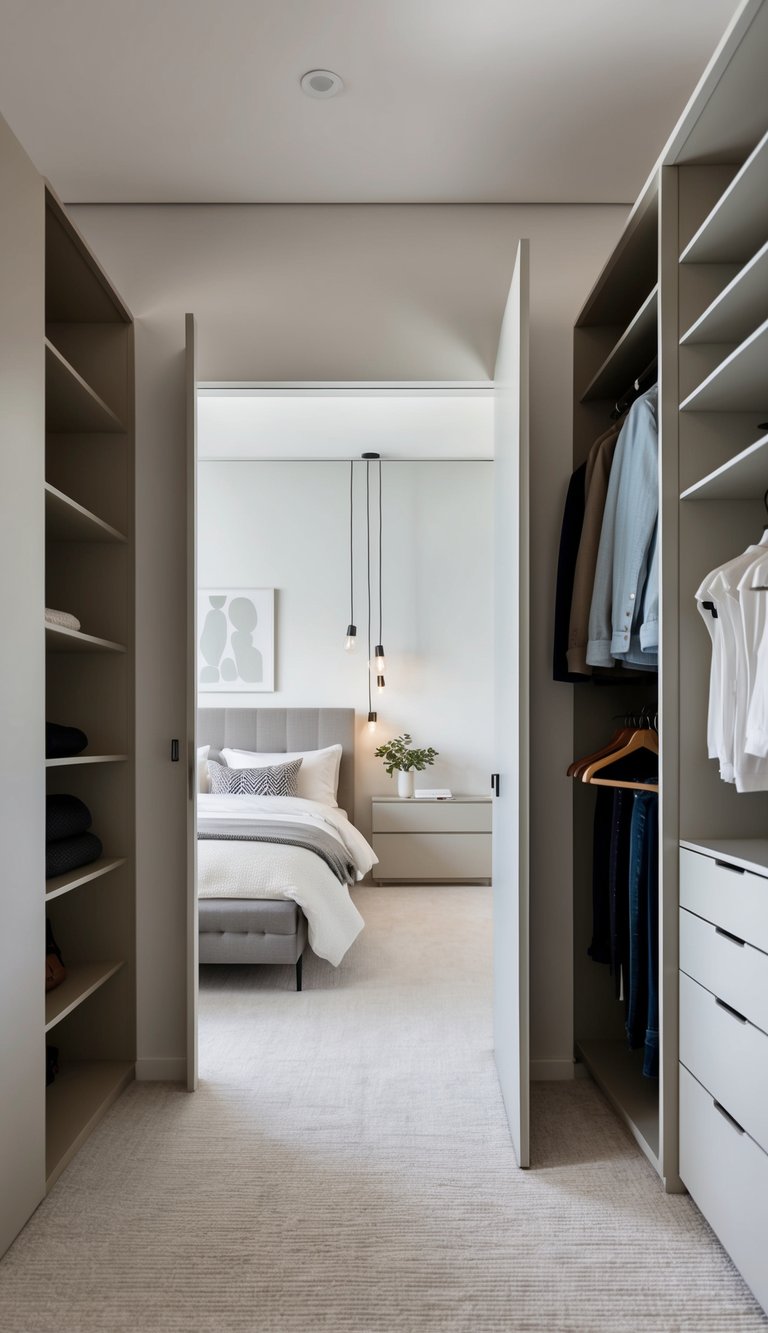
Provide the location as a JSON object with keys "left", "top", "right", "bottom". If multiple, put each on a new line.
{"left": 713, "top": 1100, "right": 745, "bottom": 1135}
{"left": 714, "top": 859, "right": 745, "bottom": 874}
{"left": 715, "top": 925, "right": 745, "bottom": 947}
{"left": 715, "top": 996, "right": 748, "bottom": 1024}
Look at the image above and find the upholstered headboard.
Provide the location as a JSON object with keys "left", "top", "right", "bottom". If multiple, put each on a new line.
{"left": 197, "top": 708, "right": 355, "bottom": 816}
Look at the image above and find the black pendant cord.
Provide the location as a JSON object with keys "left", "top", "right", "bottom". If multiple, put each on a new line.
{"left": 366, "top": 459, "right": 372, "bottom": 716}
{"left": 378, "top": 459, "right": 383, "bottom": 646}
{"left": 349, "top": 459, "right": 355, "bottom": 626}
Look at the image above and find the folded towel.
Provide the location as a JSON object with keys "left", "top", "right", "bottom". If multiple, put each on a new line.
{"left": 46, "top": 832, "right": 102, "bottom": 880}
{"left": 45, "top": 607, "right": 81, "bottom": 631}
{"left": 46, "top": 794, "right": 92, "bottom": 843}
{"left": 46, "top": 722, "right": 88, "bottom": 759}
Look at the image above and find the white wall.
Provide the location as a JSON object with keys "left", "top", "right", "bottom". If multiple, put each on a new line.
{"left": 70, "top": 201, "right": 628, "bottom": 1079}
{"left": 198, "top": 460, "right": 493, "bottom": 843}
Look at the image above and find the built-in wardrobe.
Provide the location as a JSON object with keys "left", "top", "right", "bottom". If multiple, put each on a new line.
{"left": 566, "top": 0, "right": 768, "bottom": 1310}
{"left": 0, "top": 114, "right": 136, "bottom": 1257}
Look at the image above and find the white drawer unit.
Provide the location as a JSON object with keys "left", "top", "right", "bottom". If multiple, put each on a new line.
{"left": 680, "top": 1065, "right": 768, "bottom": 1314}
{"left": 678, "top": 841, "right": 768, "bottom": 1315}
{"left": 371, "top": 797, "right": 492, "bottom": 883}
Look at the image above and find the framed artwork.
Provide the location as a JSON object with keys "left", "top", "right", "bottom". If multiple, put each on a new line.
{"left": 197, "top": 588, "right": 275, "bottom": 692}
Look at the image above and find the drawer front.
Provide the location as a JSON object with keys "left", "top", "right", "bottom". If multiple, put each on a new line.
{"left": 680, "top": 848, "right": 768, "bottom": 951}
{"left": 372, "top": 832, "right": 491, "bottom": 880}
{"left": 679, "top": 970, "right": 768, "bottom": 1154}
{"left": 680, "top": 908, "right": 768, "bottom": 1035}
{"left": 372, "top": 801, "right": 491, "bottom": 834}
{"left": 680, "top": 1064, "right": 768, "bottom": 1313}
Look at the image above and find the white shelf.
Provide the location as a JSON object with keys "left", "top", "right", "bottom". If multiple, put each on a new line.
{"left": 45, "top": 483, "right": 126, "bottom": 543}
{"left": 45, "top": 339, "right": 125, "bottom": 434}
{"left": 681, "top": 434, "right": 768, "bottom": 501}
{"left": 45, "top": 961, "right": 123, "bottom": 1033}
{"left": 681, "top": 127, "right": 768, "bottom": 264}
{"left": 46, "top": 1060, "right": 133, "bottom": 1190}
{"left": 576, "top": 1038, "right": 659, "bottom": 1171}
{"left": 45, "top": 624, "right": 125, "bottom": 653}
{"left": 46, "top": 856, "right": 126, "bottom": 901}
{"left": 580, "top": 287, "right": 658, "bottom": 402}
{"left": 680, "top": 839, "right": 768, "bottom": 878}
{"left": 680, "top": 316, "right": 768, "bottom": 412}
{"left": 46, "top": 754, "right": 128, "bottom": 768}
{"left": 680, "top": 240, "right": 768, "bottom": 346}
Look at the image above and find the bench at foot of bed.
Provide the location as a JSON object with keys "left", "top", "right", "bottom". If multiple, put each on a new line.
{"left": 199, "top": 898, "right": 307, "bottom": 990}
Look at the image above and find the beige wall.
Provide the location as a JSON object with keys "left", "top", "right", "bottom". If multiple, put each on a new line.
{"left": 71, "top": 202, "right": 627, "bottom": 1079}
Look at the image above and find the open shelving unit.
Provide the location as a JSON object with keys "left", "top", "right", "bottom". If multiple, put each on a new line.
{"left": 680, "top": 126, "right": 768, "bottom": 264}
{"left": 680, "top": 240, "right": 768, "bottom": 346}
{"left": 681, "top": 434, "right": 768, "bottom": 501}
{"left": 43, "top": 186, "right": 136, "bottom": 1190}
{"left": 680, "top": 316, "right": 768, "bottom": 412}
{"left": 580, "top": 286, "right": 658, "bottom": 403}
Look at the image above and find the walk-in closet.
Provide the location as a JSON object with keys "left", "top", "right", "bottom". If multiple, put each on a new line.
{"left": 558, "top": 0, "right": 768, "bottom": 1308}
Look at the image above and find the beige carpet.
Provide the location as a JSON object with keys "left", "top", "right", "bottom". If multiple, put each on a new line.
{"left": 0, "top": 885, "right": 765, "bottom": 1332}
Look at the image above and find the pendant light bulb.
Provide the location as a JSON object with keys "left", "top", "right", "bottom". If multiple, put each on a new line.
{"left": 374, "top": 644, "right": 386, "bottom": 675}
{"left": 344, "top": 624, "right": 357, "bottom": 652}
{"left": 367, "top": 711, "right": 378, "bottom": 732}
{"left": 376, "top": 675, "right": 385, "bottom": 694}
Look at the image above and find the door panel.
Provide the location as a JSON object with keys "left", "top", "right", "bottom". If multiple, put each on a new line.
{"left": 186, "top": 313, "right": 198, "bottom": 1092}
{"left": 492, "top": 240, "right": 530, "bottom": 1167}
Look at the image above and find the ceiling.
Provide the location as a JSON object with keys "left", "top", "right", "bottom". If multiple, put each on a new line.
{"left": 0, "top": 0, "right": 737, "bottom": 204}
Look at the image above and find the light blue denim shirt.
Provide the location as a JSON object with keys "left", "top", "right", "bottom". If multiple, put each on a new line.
{"left": 586, "top": 387, "right": 658, "bottom": 670}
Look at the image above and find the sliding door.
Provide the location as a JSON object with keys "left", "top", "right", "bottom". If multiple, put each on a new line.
{"left": 186, "top": 314, "right": 199, "bottom": 1091}
{"left": 492, "top": 240, "right": 531, "bottom": 1167}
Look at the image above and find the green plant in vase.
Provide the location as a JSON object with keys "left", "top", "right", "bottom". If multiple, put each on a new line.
{"left": 374, "top": 733, "right": 439, "bottom": 799}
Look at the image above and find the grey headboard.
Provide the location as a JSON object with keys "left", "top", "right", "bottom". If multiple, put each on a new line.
{"left": 197, "top": 708, "right": 355, "bottom": 816}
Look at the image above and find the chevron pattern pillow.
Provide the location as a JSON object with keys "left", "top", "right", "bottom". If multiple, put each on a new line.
{"left": 208, "top": 757, "right": 303, "bottom": 797}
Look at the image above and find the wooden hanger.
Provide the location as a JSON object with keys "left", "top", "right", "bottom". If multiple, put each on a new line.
{"left": 581, "top": 726, "right": 659, "bottom": 793}
{"left": 566, "top": 726, "right": 634, "bottom": 779}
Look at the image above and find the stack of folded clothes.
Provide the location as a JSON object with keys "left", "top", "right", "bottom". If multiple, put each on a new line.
{"left": 45, "top": 607, "right": 81, "bottom": 632}
{"left": 46, "top": 795, "right": 102, "bottom": 879}
{"left": 46, "top": 721, "right": 88, "bottom": 760}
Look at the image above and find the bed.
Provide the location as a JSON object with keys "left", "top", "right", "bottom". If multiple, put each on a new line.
{"left": 196, "top": 708, "right": 375, "bottom": 988}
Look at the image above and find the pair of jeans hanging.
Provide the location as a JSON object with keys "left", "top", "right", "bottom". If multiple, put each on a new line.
{"left": 626, "top": 791, "right": 658, "bottom": 1077}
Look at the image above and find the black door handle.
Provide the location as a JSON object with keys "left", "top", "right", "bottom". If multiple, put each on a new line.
{"left": 491, "top": 773, "right": 500, "bottom": 797}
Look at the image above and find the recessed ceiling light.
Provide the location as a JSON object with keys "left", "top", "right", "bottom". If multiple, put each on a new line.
{"left": 300, "top": 69, "right": 344, "bottom": 99}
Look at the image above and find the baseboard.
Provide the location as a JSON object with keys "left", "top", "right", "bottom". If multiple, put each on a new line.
{"left": 135, "top": 1057, "right": 187, "bottom": 1082}
{"left": 530, "top": 1059, "right": 575, "bottom": 1082}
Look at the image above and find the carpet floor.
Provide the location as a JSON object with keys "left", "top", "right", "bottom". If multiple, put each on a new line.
{"left": 0, "top": 885, "right": 765, "bottom": 1332}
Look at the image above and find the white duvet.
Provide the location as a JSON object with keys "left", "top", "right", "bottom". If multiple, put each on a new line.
{"left": 197, "top": 794, "right": 377, "bottom": 966}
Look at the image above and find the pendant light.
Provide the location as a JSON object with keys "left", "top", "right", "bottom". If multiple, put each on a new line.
{"left": 344, "top": 459, "right": 357, "bottom": 651}
{"left": 374, "top": 457, "right": 386, "bottom": 691}
{"left": 364, "top": 454, "right": 378, "bottom": 731}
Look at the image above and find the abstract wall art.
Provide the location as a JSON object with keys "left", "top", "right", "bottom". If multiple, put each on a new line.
{"left": 197, "top": 588, "right": 275, "bottom": 692}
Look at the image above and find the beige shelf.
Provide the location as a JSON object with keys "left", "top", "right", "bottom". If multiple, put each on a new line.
{"left": 46, "top": 856, "right": 126, "bottom": 901}
{"left": 45, "top": 339, "right": 125, "bottom": 434}
{"left": 45, "top": 961, "right": 123, "bottom": 1033}
{"left": 680, "top": 240, "right": 768, "bottom": 346}
{"left": 580, "top": 286, "right": 658, "bottom": 402}
{"left": 46, "top": 1060, "right": 134, "bottom": 1191}
{"left": 46, "top": 189, "right": 131, "bottom": 325}
{"left": 681, "top": 434, "right": 768, "bottom": 501}
{"left": 576, "top": 1038, "right": 660, "bottom": 1171}
{"left": 45, "top": 482, "right": 126, "bottom": 543}
{"left": 45, "top": 624, "right": 125, "bottom": 653}
{"left": 681, "top": 127, "right": 768, "bottom": 264}
{"left": 679, "top": 316, "right": 768, "bottom": 412}
{"left": 46, "top": 754, "right": 128, "bottom": 768}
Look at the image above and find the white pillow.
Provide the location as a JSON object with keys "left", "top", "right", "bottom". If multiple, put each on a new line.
{"left": 221, "top": 743, "right": 342, "bottom": 808}
{"left": 197, "top": 745, "right": 211, "bottom": 793}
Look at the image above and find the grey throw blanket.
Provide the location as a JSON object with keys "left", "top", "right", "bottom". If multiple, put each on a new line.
{"left": 198, "top": 820, "right": 355, "bottom": 886}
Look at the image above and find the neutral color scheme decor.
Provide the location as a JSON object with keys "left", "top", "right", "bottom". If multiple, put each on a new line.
{"left": 198, "top": 588, "right": 275, "bottom": 692}
{"left": 222, "top": 743, "right": 343, "bottom": 808}
{"left": 0, "top": 886, "right": 762, "bottom": 1333}
{"left": 371, "top": 796, "right": 491, "bottom": 882}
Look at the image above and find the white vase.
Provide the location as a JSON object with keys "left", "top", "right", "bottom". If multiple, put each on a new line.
{"left": 397, "top": 769, "right": 415, "bottom": 799}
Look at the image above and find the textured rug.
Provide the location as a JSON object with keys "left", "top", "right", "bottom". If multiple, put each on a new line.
{"left": 0, "top": 885, "right": 765, "bottom": 1332}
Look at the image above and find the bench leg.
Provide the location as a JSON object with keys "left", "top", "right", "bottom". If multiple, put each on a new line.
{"left": 296, "top": 953, "right": 303, "bottom": 992}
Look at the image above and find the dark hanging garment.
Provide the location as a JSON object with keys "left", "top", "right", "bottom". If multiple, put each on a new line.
{"left": 588, "top": 785, "right": 614, "bottom": 964}
{"left": 553, "top": 463, "right": 589, "bottom": 682}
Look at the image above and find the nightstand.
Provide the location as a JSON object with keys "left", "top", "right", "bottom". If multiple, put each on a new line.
{"left": 371, "top": 796, "right": 492, "bottom": 883}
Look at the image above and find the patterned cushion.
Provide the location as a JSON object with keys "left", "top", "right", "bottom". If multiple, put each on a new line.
{"left": 208, "top": 757, "right": 302, "bottom": 797}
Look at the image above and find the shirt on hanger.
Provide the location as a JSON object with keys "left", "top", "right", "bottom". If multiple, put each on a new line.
{"left": 744, "top": 551, "right": 768, "bottom": 759}
{"left": 566, "top": 424, "right": 621, "bottom": 676}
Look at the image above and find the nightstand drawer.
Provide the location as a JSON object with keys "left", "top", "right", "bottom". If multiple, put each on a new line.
{"left": 372, "top": 832, "right": 491, "bottom": 881}
{"left": 372, "top": 801, "right": 491, "bottom": 834}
